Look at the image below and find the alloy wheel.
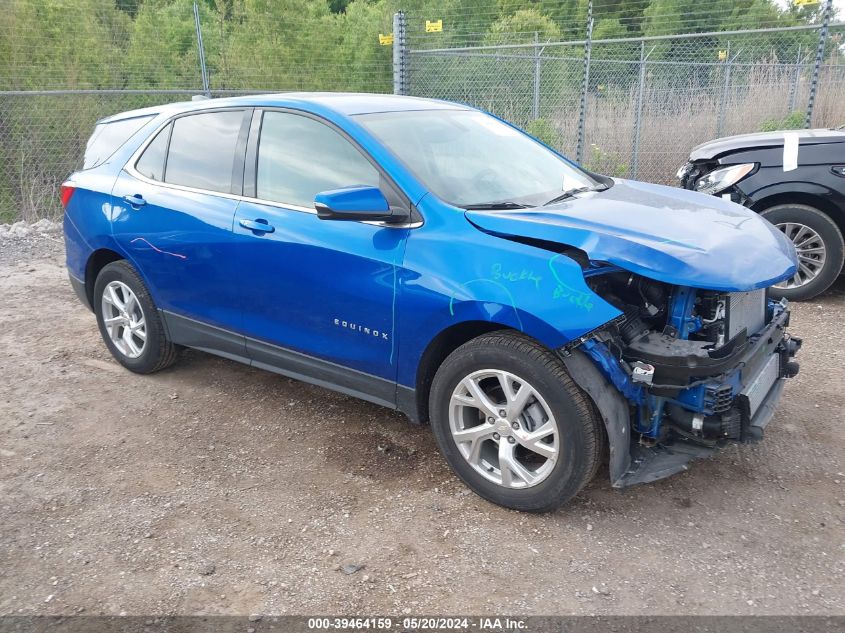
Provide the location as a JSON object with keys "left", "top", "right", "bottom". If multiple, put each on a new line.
{"left": 448, "top": 369, "right": 559, "bottom": 489}
{"left": 774, "top": 222, "right": 827, "bottom": 289}
{"left": 101, "top": 280, "right": 147, "bottom": 359}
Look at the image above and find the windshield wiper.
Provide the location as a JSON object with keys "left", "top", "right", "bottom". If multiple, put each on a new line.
{"left": 461, "top": 201, "right": 529, "bottom": 210}
{"left": 543, "top": 184, "right": 608, "bottom": 206}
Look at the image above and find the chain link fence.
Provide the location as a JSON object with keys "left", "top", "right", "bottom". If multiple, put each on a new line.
{"left": 407, "top": 22, "right": 845, "bottom": 185}
{"left": 0, "top": 0, "right": 394, "bottom": 222}
{"left": 1, "top": 0, "right": 844, "bottom": 222}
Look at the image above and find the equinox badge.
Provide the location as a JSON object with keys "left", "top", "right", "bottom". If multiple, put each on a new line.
{"left": 333, "top": 318, "right": 389, "bottom": 341}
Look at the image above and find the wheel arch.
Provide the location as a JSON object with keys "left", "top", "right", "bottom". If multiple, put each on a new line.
{"left": 560, "top": 349, "right": 630, "bottom": 487}
{"left": 84, "top": 248, "right": 125, "bottom": 310}
{"left": 750, "top": 188, "right": 845, "bottom": 238}
{"left": 406, "top": 320, "right": 517, "bottom": 424}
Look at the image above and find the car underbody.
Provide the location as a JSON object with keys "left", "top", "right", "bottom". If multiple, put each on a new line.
{"left": 561, "top": 266, "right": 801, "bottom": 487}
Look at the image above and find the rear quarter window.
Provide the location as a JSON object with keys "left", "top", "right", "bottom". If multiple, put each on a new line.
{"left": 135, "top": 123, "right": 172, "bottom": 182}
{"left": 84, "top": 115, "right": 154, "bottom": 169}
{"left": 163, "top": 110, "right": 245, "bottom": 194}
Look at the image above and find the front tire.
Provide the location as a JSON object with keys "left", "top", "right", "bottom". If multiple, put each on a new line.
{"left": 94, "top": 260, "right": 178, "bottom": 374}
{"left": 761, "top": 204, "right": 844, "bottom": 301}
{"left": 429, "top": 331, "right": 602, "bottom": 512}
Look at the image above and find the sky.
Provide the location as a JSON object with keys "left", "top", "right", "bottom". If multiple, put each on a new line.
{"left": 826, "top": 0, "right": 843, "bottom": 14}
{"left": 775, "top": 0, "right": 845, "bottom": 16}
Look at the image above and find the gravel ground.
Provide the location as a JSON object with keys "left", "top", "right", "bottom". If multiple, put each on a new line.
{"left": 0, "top": 230, "right": 843, "bottom": 616}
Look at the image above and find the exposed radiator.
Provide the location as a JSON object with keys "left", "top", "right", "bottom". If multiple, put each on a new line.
{"left": 741, "top": 353, "right": 780, "bottom": 418}
{"left": 726, "top": 290, "right": 766, "bottom": 340}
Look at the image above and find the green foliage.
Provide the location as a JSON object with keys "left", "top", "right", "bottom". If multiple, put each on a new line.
{"left": 586, "top": 143, "right": 628, "bottom": 178}
{"left": 643, "top": 0, "right": 787, "bottom": 37}
{"left": 128, "top": 0, "right": 211, "bottom": 88}
{"left": 593, "top": 18, "right": 628, "bottom": 41}
{"left": 1, "top": 0, "right": 130, "bottom": 90}
{"left": 0, "top": 0, "right": 815, "bottom": 93}
{"left": 759, "top": 111, "right": 806, "bottom": 132}
{"left": 525, "top": 118, "right": 562, "bottom": 147}
{"left": 485, "top": 9, "right": 559, "bottom": 45}
{"left": 0, "top": 0, "right": 830, "bottom": 221}
{"left": 538, "top": 0, "right": 584, "bottom": 38}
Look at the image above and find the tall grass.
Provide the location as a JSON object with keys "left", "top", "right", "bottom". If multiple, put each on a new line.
{"left": 566, "top": 63, "right": 845, "bottom": 183}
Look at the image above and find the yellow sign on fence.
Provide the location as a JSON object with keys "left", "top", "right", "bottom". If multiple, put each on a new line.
{"left": 379, "top": 33, "right": 393, "bottom": 45}
{"left": 718, "top": 50, "right": 728, "bottom": 61}
{"left": 425, "top": 19, "right": 443, "bottom": 33}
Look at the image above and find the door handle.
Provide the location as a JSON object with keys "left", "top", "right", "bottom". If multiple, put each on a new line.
{"left": 123, "top": 194, "right": 146, "bottom": 208}
{"left": 239, "top": 218, "right": 275, "bottom": 234}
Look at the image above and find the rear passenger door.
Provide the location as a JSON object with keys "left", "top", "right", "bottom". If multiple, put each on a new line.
{"left": 112, "top": 108, "right": 251, "bottom": 356}
{"left": 232, "top": 109, "right": 411, "bottom": 405}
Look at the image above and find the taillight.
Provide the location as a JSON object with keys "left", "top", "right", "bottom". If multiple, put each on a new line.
{"left": 60, "top": 182, "right": 76, "bottom": 209}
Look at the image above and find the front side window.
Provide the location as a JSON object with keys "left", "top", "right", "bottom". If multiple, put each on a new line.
{"left": 356, "top": 110, "right": 598, "bottom": 208}
{"left": 256, "top": 111, "right": 379, "bottom": 208}
{"left": 164, "top": 110, "right": 245, "bottom": 194}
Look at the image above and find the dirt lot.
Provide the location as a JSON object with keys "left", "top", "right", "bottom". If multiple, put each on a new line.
{"left": 1, "top": 232, "right": 843, "bottom": 617}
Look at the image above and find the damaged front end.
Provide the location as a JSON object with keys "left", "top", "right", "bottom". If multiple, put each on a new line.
{"left": 561, "top": 267, "right": 801, "bottom": 488}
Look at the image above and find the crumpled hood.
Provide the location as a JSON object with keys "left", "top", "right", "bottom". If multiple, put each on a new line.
{"left": 466, "top": 179, "right": 797, "bottom": 292}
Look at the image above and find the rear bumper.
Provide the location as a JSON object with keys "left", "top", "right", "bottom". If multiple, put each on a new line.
{"left": 68, "top": 271, "right": 92, "bottom": 312}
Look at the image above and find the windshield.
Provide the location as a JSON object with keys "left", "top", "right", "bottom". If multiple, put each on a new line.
{"left": 356, "top": 109, "right": 599, "bottom": 208}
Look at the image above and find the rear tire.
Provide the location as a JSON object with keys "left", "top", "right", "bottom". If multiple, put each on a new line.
{"left": 429, "top": 331, "right": 602, "bottom": 512}
{"left": 761, "top": 204, "right": 844, "bottom": 301}
{"left": 94, "top": 260, "right": 178, "bottom": 374}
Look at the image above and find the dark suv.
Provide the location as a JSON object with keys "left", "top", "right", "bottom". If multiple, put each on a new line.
{"left": 678, "top": 128, "right": 845, "bottom": 300}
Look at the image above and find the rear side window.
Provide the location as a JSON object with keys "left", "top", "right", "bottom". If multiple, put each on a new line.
{"left": 256, "top": 111, "right": 379, "bottom": 208}
{"left": 84, "top": 115, "right": 154, "bottom": 169}
{"left": 164, "top": 110, "right": 245, "bottom": 194}
{"left": 135, "top": 123, "right": 171, "bottom": 182}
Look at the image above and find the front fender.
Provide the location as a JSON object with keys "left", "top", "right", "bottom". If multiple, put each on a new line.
{"left": 397, "top": 201, "right": 622, "bottom": 388}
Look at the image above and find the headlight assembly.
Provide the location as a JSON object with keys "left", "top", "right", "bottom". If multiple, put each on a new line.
{"left": 695, "top": 163, "right": 755, "bottom": 195}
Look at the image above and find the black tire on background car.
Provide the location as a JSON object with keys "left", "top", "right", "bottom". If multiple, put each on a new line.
{"left": 93, "top": 260, "right": 178, "bottom": 374}
{"left": 761, "top": 204, "right": 845, "bottom": 301}
{"left": 428, "top": 331, "right": 603, "bottom": 512}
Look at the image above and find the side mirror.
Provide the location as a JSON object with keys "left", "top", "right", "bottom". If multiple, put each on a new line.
{"left": 315, "top": 186, "right": 397, "bottom": 222}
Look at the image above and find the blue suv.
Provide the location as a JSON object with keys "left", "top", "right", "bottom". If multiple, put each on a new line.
{"left": 63, "top": 93, "right": 801, "bottom": 511}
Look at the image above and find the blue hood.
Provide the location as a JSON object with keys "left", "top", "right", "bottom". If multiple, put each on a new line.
{"left": 465, "top": 179, "right": 798, "bottom": 292}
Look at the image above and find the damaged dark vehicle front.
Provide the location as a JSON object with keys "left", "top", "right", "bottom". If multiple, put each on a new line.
{"left": 678, "top": 128, "right": 845, "bottom": 300}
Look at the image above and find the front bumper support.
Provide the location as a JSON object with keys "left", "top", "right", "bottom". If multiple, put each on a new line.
{"left": 566, "top": 304, "right": 799, "bottom": 488}
{"left": 616, "top": 371, "right": 788, "bottom": 488}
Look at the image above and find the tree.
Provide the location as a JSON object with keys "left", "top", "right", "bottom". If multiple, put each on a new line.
{"left": 485, "top": 8, "right": 560, "bottom": 45}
